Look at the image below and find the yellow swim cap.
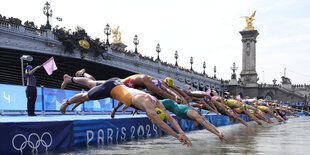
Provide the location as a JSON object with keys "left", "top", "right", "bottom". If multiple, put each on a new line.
{"left": 164, "top": 77, "right": 174, "bottom": 87}
{"left": 150, "top": 107, "right": 165, "bottom": 123}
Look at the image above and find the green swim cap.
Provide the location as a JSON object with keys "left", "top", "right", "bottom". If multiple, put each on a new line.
{"left": 242, "top": 104, "right": 248, "bottom": 110}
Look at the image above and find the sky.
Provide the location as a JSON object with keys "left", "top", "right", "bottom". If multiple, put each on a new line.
{"left": 1, "top": 0, "right": 310, "bottom": 84}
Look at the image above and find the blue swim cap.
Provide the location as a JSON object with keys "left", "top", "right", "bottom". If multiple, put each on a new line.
{"left": 26, "top": 65, "right": 32, "bottom": 69}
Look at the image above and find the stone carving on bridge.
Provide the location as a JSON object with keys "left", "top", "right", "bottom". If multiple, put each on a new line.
{"left": 281, "top": 76, "right": 292, "bottom": 84}
{"left": 199, "top": 81, "right": 205, "bottom": 88}
{"left": 185, "top": 78, "right": 192, "bottom": 85}
{"left": 53, "top": 26, "right": 107, "bottom": 58}
{"left": 79, "top": 36, "right": 90, "bottom": 49}
{"left": 193, "top": 81, "right": 199, "bottom": 87}
{"left": 242, "top": 10, "right": 256, "bottom": 30}
{"left": 112, "top": 26, "right": 122, "bottom": 43}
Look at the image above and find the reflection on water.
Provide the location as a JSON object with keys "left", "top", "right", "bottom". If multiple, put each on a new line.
{"left": 55, "top": 117, "right": 310, "bottom": 155}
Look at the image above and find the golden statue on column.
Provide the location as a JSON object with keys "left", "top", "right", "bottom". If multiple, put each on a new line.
{"left": 242, "top": 10, "right": 256, "bottom": 30}
{"left": 112, "top": 26, "right": 122, "bottom": 43}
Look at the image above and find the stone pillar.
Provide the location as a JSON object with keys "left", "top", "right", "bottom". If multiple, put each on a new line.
{"left": 239, "top": 30, "right": 259, "bottom": 86}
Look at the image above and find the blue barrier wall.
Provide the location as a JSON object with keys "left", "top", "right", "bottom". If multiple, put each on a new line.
{"left": 0, "top": 84, "right": 115, "bottom": 111}
{"left": 0, "top": 121, "right": 73, "bottom": 154}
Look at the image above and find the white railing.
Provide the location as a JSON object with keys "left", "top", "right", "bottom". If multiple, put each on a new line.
{"left": 0, "top": 20, "right": 19, "bottom": 30}
{"left": 24, "top": 27, "right": 44, "bottom": 37}
{"left": 0, "top": 20, "right": 44, "bottom": 38}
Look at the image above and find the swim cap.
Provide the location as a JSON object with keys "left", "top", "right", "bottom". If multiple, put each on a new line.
{"left": 150, "top": 107, "right": 165, "bottom": 123}
{"left": 164, "top": 77, "right": 174, "bottom": 87}
{"left": 26, "top": 65, "right": 32, "bottom": 69}
{"left": 242, "top": 104, "right": 248, "bottom": 110}
{"left": 224, "top": 92, "right": 230, "bottom": 99}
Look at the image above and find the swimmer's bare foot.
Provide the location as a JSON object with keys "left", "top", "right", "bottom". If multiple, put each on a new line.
{"left": 75, "top": 68, "right": 86, "bottom": 77}
{"left": 111, "top": 108, "right": 116, "bottom": 118}
{"left": 71, "top": 102, "right": 82, "bottom": 111}
{"left": 60, "top": 100, "right": 69, "bottom": 114}
{"left": 132, "top": 109, "right": 138, "bottom": 116}
{"left": 61, "top": 74, "right": 72, "bottom": 89}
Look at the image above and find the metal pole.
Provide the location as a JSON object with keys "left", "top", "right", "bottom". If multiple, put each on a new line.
{"left": 21, "top": 58, "right": 24, "bottom": 86}
{"left": 82, "top": 89, "right": 85, "bottom": 115}
{"left": 41, "top": 85, "right": 45, "bottom": 116}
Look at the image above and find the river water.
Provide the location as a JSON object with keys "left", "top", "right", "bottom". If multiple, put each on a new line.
{"left": 55, "top": 116, "right": 310, "bottom": 155}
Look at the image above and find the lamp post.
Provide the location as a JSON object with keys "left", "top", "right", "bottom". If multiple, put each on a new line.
{"left": 174, "top": 51, "right": 178, "bottom": 66}
{"left": 156, "top": 43, "right": 161, "bottom": 61}
{"left": 133, "top": 34, "right": 139, "bottom": 54}
{"left": 203, "top": 61, "right": 206, "bottom": 75}
{"left": 104, "top": 24, "right": 111, "bottom": 46}
{"left": 230, "top": 62, "right": 238, "bottom": 79}
{"left": 214, "top": 66, "right": 217, "bottom": 78}
{"left": 20, "top": 55, "right": 33, "bottom": 86}
{"left": 190, "top": 56, "right": 193, "bottom": 71}
{"left": 272, "top": 78, "right": 277, "bottom": 85}
{"left": 43, "top": 1, "right": 53, "bottom": 30}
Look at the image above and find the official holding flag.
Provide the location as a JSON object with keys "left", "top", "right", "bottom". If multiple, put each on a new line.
{"left": 25, "top": 57, "right": 57, "bottom": 116}
{"left": 25, "top": 64, "right": 41, "bottom": 116}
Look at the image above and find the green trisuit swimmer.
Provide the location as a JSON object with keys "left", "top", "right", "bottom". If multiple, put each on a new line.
{"left": 160, "top": 99, "right": 227, "bottom": 141}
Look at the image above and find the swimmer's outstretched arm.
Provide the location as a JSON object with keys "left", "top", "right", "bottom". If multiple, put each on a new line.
{"left": 26, "top": 65, "right": 41, "bottom": 75}
{"left": 161, "top": 83, "right": 187, "bottom": 104}
{"left": 157, "top": 102, "right": 191, "bottom": 143}
{"left": 201, "top": 115, "right": 227, "bottom": 141}
{"left": 171, "top": 86, "right": 192, "bottom": 104}
{"left": 144, "top": 102, "right": 192, "bottom": 146}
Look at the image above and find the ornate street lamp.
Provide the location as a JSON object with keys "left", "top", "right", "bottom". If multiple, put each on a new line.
{"left": 104, "top": 24, "right": 111, "bottom": 46}
{"left": 203, "top": 61, "right": 206, "bottom": 75}
{"left": 231, "top": 62, "right": 238, "bottom": 74}
{"left": 20, "top": 55, "right": 33, "bottom": 86}
{"left": 133, "top": 34, "right": 139, "bottom": 54}
{"left": 190, "top": 56, "right": 193, "bottom": 71}
{"left": 156, "top": 43, "right": 161, "bottom": 61}
{"left": 214, "top": 66, "right": 217, "bottom": 78}
{"left": 174, "top": 51, "right": 178, "bottom": 66}
{"left": 272, "top": 78, "right": 277, "bottom": 85}
{"left": 43, "top": 1, "right": 53, "bottom": 30}
{"left": 230, "top": 62, "right": 238, "bottom": 79}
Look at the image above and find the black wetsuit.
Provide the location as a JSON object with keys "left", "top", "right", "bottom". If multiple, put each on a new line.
{"left": 25, "top": 72, "right": 37, "bottom": 116}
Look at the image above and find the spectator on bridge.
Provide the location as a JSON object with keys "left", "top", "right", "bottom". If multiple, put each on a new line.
{"left": 25, "top": 65, "right": 41, "bottom": 116}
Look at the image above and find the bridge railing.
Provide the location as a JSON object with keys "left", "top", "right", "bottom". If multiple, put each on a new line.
{"left": 0, "top": 20, "right": 19, "bottom": 31}
{"left": 0, "top": 20, "right": 52, "bottom": 39}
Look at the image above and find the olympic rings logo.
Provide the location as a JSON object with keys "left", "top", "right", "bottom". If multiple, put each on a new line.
{"left": 11, "top": 132, "right": 52, "bottom": 153}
